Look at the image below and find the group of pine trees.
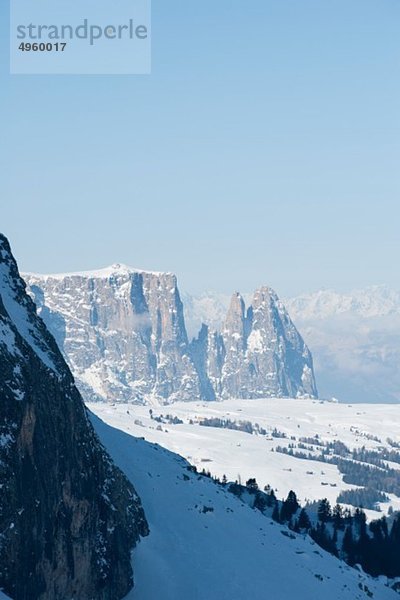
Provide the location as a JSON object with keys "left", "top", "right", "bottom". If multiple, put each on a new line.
{"left": 311, "top": 499, "right": 400, "bottom": 577}
{"left": 227, "top": 476, "right": 400, "bottom": 579}
{"left": 189, "top": 464, "right": 400, "bottom": 580}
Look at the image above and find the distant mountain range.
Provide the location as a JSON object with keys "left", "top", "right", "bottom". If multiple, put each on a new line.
{"left": 286, "top": 287, "right": 400, "bottom": 404}
{"left": 184, "top": 286, "right": 400, "bottom": 404}
{"left": 24, "top": 265, "right": 317, "bottom": 405}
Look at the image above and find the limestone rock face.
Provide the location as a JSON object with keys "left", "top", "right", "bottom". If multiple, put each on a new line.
{"left": 26, "top": 266, "right": 201, "bottom": 404}
{"left": 240, "top": 287, "right": 317, "bottom": 398}
{"left": 0, "top": 236, "right": 148, "bottom": 600}
{"left": 25, "top": 268, "right": 317, "bottom": 404}
{"left": 191, "top": 288, "right": 318, "bottom": 400}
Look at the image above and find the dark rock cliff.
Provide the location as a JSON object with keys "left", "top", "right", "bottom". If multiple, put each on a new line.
{"left": 0, "top": 234, "right": 148, "bottom": 600}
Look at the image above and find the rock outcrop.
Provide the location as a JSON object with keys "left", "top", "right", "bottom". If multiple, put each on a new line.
{"left": 0, "top": 236, "right": 148, "bottom": 600}
{"left": 25, "top": 267, "right": 317, "bottom": 404}
{"left": 191, "top": 288, "right": 317, "bottom": 400}
{"left": 26, "top": 266, "right": 200, "bottom": 405}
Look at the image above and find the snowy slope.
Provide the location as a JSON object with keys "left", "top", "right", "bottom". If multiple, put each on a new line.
{"left": 89, "top": 398, "right": 400, "bottom": 518}
{"left": 92, "top": 412, "right": 397, "bottom": 600}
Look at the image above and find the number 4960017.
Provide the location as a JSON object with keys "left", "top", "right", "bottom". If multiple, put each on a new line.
{"left": 18, "top": 42, "right": 67, "bottom": 52}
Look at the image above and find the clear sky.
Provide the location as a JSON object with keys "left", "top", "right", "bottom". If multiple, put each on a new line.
{"left": 0, "top": 1, "right": 399, "bottom": 296}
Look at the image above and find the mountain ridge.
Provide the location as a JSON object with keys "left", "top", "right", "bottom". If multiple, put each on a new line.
{"left": 25, "top": 266, "right": 317, "bottom": 404}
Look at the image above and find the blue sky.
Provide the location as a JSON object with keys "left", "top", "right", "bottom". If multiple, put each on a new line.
{"left": 0, "top": 1, "right": 399, "bottom": 295}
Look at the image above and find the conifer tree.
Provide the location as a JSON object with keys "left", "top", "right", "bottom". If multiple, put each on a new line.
{"left": 280, "top": 490, "right": 299, "bottom": 522}
{"left": 332, "top": 504, "right": 344, "bottom": 530}
{"left": 254, "top": 492, "right": 268, "bottom": 513}
{"left": 272, "top": 503, "right": 280, "bottom": 523}
{"left": 298, "top": 508, "right": 311, "bottom": 531}
{"left": 317, "top": 498, "right": 332, "bottom": 523}
{"left": 342, "top": 526, "right": 355, "bottom": 565}
{"left": 246, "top": 478, "right": 259, "bottom": 492}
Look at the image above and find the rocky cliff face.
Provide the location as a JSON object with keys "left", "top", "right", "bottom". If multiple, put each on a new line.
{"left": 192, "top": 288, "right": 317, "bottom": 400}
{"left": 0, "top": 236, "right": 148, "bottom": 600}
{"left": 25, "top": 268, "right": 317, "bottom": 403}
{"left": 26, "top": 266, "right": 201, "bottom": 405}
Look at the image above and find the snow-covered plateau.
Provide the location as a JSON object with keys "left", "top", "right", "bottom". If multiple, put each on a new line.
{"left": 89, "top": 397, "right": 400, "bottom": 519}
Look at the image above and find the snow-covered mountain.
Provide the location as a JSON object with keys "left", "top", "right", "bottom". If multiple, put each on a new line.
{"left": 26, "top": 265, "right": 201, "bottom": 404}
{"left": 2, "top": 234, "right": 399, "bottom": 599}
{"left": 184, "top": 286, "right": 400, "bottom": 404}
{"left": 191, "top": 288, "right": 317, "bottom": 399}
{"left": 0, "top": 235, "right": 147, "bottom": 600}
{"left": 25, "top": 267, "right": 317, "bottom": 404}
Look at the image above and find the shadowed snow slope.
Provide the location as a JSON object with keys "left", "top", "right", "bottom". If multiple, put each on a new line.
{"left": 92, "top": 413, "right": 396, "bottom": 600}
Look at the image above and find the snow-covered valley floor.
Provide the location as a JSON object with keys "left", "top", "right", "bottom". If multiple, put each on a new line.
{"left": 91, "top": 410, "right": 398, "bottom": 600}
{"left": 88, "top": 398, "right": 400, "bottom": 519}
